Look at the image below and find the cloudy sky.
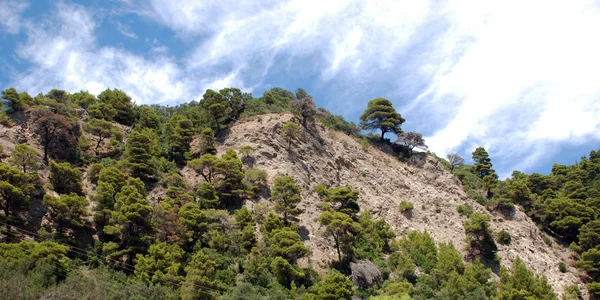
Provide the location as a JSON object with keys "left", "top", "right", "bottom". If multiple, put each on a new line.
{"left": 1, "top": 0, "right": 599, "bottom": 177}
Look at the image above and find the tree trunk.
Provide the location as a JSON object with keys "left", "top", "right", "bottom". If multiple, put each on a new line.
{"left": 380, "top": 129, "right": 386, "bottom": 141}
{"left": 95, "top": 135, "right": 104, "bottom": 156}
{"left": 4, "top": 201, "right": 10, "bottom": 231}
{"left": 333, "top": 234, "right": 342, "bottom": 264}
{"left": 43, "top": 140, "right": 50, "bottom": 163}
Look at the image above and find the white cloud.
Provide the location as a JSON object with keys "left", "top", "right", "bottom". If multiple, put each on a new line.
{"left": 10, "top": 2, "right": 239, "bottom": 104}
{"left": 7, "top": 0, "right": 600, "bottom": 176}
{"left": 422, "top": 0, "right": 600, "bottom": 175}
{"left": 115, "top": 21, "right": 137, "bottom": 39}
{"left": 0, "top": 0, "right": 29, "bottom": 34}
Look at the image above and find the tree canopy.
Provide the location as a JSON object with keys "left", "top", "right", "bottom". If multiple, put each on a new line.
{"left": 360, "top": 98, "right": 405, "bottom": 140}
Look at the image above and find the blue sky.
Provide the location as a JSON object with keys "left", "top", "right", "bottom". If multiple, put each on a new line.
{"left": 1, "top": 0, "right": 600, "bottom": 178}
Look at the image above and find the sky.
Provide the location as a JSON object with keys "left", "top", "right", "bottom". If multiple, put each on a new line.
{"left": 1, "top": 0, "right": 600, "bottom": 178}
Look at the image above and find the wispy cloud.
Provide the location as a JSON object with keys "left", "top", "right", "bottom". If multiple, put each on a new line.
{"left": 0, "top": 0, "right": 29, "bottom": 34}
{"left": 10, "top": 2, "right": 240, "bottom": 104}
{"left": 114, "top": 21, "right": 137, "bottom": 39}
{"left": 5, "top": 0, "right": 600, "bottom": 176}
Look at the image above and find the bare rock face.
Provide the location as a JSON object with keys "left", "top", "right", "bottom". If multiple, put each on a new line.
{"left": 196, "top": 113, "right": 586, "bottom": 295}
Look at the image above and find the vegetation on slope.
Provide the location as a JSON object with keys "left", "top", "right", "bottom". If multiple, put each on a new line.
{"left": 0, "top": 86, "right": 580, "bottom": 299}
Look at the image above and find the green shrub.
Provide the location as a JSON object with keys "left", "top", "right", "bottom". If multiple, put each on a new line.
{"left": 360, "top": 139, "right": 371, "bottom": 151}
{"left": 456, "top": 204, "right": 473, "bottom": 217}
{"left": 399, "top": 201, "right": 414, "bottom": 212}
{"left": 543, "top": 236, "right": 553, "bottom": 247}
{"left": 496, "top": 230, "right": 512, "bottom": 245}
{"left": 559, "top": 261, "right": 567, "bottom": 273}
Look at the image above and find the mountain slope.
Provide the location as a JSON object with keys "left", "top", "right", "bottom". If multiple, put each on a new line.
{"left": 190, "top": 113, "right": 584, "bottom": 295}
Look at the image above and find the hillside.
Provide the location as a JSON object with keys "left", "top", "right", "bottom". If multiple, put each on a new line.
{"left": 0, "top": 87, "right": 591, "bottom": 299}
{"left": 189, "top": 113, "right": 583, "bottom": 295}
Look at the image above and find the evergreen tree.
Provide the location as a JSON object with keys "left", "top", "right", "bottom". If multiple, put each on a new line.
{"left": 88, "top": 102, "right": 117, "bottom": 120}
{"left": 135, "top": 105, "right": 160, "bottom": 130}
{"left": 318, "top": 211, "right": 360, "bottom": 264}
{"left": 43, "top": 193, "right": 89, "bottom": 237}
{"left": 497, "top": 258, "right": 556, "bottom": 300}
{"left": 134, "top": 242, "right": 183, "bottom": 287}
{"left": 472, "top": 147, "right": 493, "bottom": 178}
{"left": 181, "top": 249, "right": 221, "bottom": 300}
{"left": 316, "top": 185, "right": 360, "bottom": 218}
{"left": 84, "top": 118, "right": 122, "bottom": 156}
{"left": 197, "top": 128, "right": 217, "bottom": 155}
{"left": 125, "top": 131, "right": 155, "bottom": 181}
{"left": 167, "top": 113, "right": 195, "bottom": 164}
{"left": 179, "top": 201, "right": 208, "bottom": 250}
{"left": 49, "top": 162, "right": 83, "bottom": 195}
{"left": 272, "top": 176, "right": 302, "bottom": 225}
{"left": 268, "top": 227, "right": 310, "bottom": 263}
{"left": 70, "top": 90, "right": 97, "bottom": 112}
{"left": 280, "top": 121, "right": 299, "bottom": 150}
{"left": 464, "top": 213, "right": 497, "bottom": 260}
{"left": 8, "top": 144, "right": 40, "bottom": 173}
{"left": 306, "top": 270, "right": 353, "bottom": 300}
{"left": 0, "top": 163, "right": 31, "bottom": 230}
{"left": 196, "top": 182, "right": 220, "bottom": 209}
{"left": 219, "top": 87, "right": 244, "bottom": 120}
{"left": 201, "top": 89, "right": 231, "bottom": 131}
{"left": 359, "top": 98, "right": 405, "bottom": 140}
{"left": 97, "top": 88, "right": 134, "bottom": 125}
{"left": 103, "top": 183, "right": 154, "bottom": 265}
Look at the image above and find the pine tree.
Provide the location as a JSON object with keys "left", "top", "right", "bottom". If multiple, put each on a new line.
{"left": 103, "top": 183, "right": 154, "bottom": 265}
{"left": 84, "top": 118, "right": 122, "bottom": 156}
{"left": 43, "top": 193, "right": 89, "bottom": 237}
{"left": 201, "top": 89, "right": 231, "bottom": 131}
{"left": 272, "top": 176, "right": 302, "bottom": 225}
{"left": 280, "top": 121, "right": 299, "bottom": 150}
{"left": 360, "top": 98, "right": 405, "bottom": 140}
{"left": 8, "top": 144, "right": 40, "bottom": 173}
{"left": 49, "top": 162, "right": 83, "bottom": 195}
{"left": 0, "top": 163, "right": 30, "bottom": 230}
{"left": 134, "top": 242, "right": 183, "bottom": 287}
{"left": 307, "top": 270, "right": 354, "bottom": 300}
{"left": 125, "top": 131, "right": 155, "bottom": 181}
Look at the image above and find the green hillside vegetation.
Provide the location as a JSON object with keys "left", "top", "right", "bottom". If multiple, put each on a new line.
{"left": 440, "top": 146, "right": 600, "bottom": 297}
{"left": 0, "top": 86, "right": 578, "bottom": 299}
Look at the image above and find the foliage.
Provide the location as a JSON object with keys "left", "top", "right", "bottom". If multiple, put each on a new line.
{"left": 464, "top": 213, "right": 498, "bottom": 260}
{"left": 125, "top": 131, "right": 156, "bottom": 181}
{"left": 280, "top": 121, "right": 300, "bottom": 150}
{"left": 0, "top": 163, "right": 32, "bottom": 229}
{"left": 398, "top": 200, "right": 413, "bottom": 212}
{"left": 272, "top": 175, "right": 302, "bottom": 225}
{"left": 84, "top": 118, "right": 122, "bottom": 155}
{"left": 9, "top": 144, "right": 40, "bottom": 173}
{"left": 496, "top": 230, "right": 512, "bottom": 245}
{"left": 360, "top": 98, "right": 405, "bottom": 140}
{"left": 446, "top": 153, "right": 464, "bottom": 171}
{"left": 43, "top": 193, "right": 89, "bottom": 236}
{"left": 318, "top": 211, "right": 360, "bottom": 264}
{"left": 305, "top": 270, "right": 353, "bottom": 300}
{"left": 394, "top": 131, "right": 428, "bottom": 155}
{"left": 497, "top": 258, "right": 557, "bottom": 300}
{"left": 315, "top": 184, "right": 360, "bottom": 218}
{"left": 134, "top": 242, "right": 183, "bottom": 287}
{"left": 28, "top": 108, "right": 74, "bottom": 162}
{"left": 97, "top": 88, "right": 134, "bottom": 125}
{"left": 49, "top": 161, "right": 83, "bottom": 195}
{"left": 456, "top": 204, "right": 473, "bottom": 217}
